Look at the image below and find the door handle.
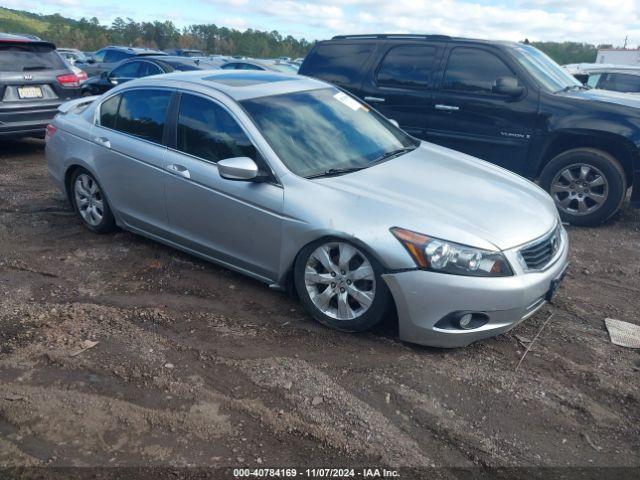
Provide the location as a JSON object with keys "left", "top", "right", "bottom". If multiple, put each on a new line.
{"left": 364, "top": 96, "right": 385, "bottom": 103}
{"left": 94, "top": 136, "right": 111, "bottom": 148}
{"left": 435, "top": 104, "right": 460, "bottom": 111}
{"left": 166, "top": 163, "right": 190, "bottom": 179}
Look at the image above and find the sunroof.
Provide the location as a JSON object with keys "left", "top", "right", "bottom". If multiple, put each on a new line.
{"left": 204, "top": 72, "right": 296, "bottom": 87}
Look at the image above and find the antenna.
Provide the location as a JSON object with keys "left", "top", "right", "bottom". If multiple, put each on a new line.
{"left": 623, "top": 35, "right": 628, "bottom": 48}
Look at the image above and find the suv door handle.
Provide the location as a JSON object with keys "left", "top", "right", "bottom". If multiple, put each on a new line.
{"left": 166, "top": 164, "right": 190, "bottom": 179}
{"left": 94, "top": 136, "right": 111, "bottom": 148}
{"left": 364, "top": 96, "right": 385, "bottom": 103}
{"left": 435, "top": 104, "right": 460, "bottom": 111}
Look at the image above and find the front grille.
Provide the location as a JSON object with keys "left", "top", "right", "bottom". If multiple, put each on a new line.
{"left": 520, "top": 225, "right": 562, "bottom": 270}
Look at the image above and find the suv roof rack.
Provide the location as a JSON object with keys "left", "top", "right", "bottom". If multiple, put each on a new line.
{"left": 331, "top": 34, "right": 451, "bottom": 41}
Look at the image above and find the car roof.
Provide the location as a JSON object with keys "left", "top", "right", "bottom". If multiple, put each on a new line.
{"left": 564, "top": 63, "right": 640, "bottom": 75}
{"left": 0, "top": 32, "right": 55, "bottom": 48}
{"left": 326, "top": 33, "right": 522, "bottom": 48}
{"left": 101, "top": 46, "right": 167, "bottom": 55}
{"left": 123, "top": 55, "right": 224, "bottom": 68}
{"left": 119, "top": 69, "right": 327, "bottom": 101}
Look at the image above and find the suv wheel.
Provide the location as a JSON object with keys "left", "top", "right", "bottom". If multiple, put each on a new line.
{"left": 70, "top": 169, "right": 116, "bottom": 233}
{"left": 540, "top": 148, "right": 626, "bottom": 226}
{"left": 294, "top": 239, "right": 391, "bottom": 332}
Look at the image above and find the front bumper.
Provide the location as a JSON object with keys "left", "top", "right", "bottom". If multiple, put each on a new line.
{"left": 382, "top": 227, "right": 569, "bottom": 348}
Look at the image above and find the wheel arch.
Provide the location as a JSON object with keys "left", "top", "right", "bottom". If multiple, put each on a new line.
{"left": 537, "top": 131, "right": 636, "bottom": 186}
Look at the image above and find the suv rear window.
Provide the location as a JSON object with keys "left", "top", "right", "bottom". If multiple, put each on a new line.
{"left": 0, "top": 43, "right": 66, "bottom": 72}
{"left": 302, "top": 43, "right": 375, "bottom": 88}
{"left": 376, "top": 45, "right": 437, "bottom": 89}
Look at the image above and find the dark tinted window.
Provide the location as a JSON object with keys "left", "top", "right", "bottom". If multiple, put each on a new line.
{"left": 599, "top": 73, "right": 640, "bottom": 92}
{"left": 0, "top": 43, "right": 66, "bottom": 72}
{"left": 443, "top": 48, "right": 514, "bottom": 94}
{"left": 177, "top": 94, "right": 256, "bottom": 162}
{"left": 99, "top": 95, "right": 121, "bottom": 130}
{"left": 104, "top": 50, "right": 130, "bottom": 63}
{"left": 114, "top": 89, "right": 171, "bottom": 143}
{"left": 92, "top": 49, "right": 107, "bottom": 62}
{"left": 138, "top": 61, "right": 163, "bottom": 77}
{"left": 111, "top": 61, "right": 141, "bottom": 78}
{"left": 376, "top": 45, "right": 437, "bottom": 88}
{"left": 302, "top": 43, "right": 375, "bottom": 87}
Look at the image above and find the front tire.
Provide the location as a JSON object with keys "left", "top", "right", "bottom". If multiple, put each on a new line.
{"left": 70, "top": 168, "right": 116, "bottom": 233}
{"left": 539, "top": 148, "right": 626, "bottom": 226}
{"left": 294, "top": 239, "right": 391, "bottom": 332}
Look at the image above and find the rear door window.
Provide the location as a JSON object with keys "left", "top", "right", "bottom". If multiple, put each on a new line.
{"left": 102, "top": 89, "right": 171, "bottom": 143}
{"left": 99, "top": 94, "right": 121, "bottom": 130}
{"left": 0, "top": 43, "right": 66, "bottom": 72}
{"left": 376, "top": 45, "right": 438, "bottom": 89}
{"left": 177, "top": 93, "right": 256, "bottom": 163}
{"left": 302, "top": 43, "right": 375, "bottom": 88}
{"left": 442, "top": 47, "right": 514, "bottom": 95}
{"left": 110, "top": 61, "right": 142, "bottom": 78}
{"left": 138, "top": 61, "right": 163, "bottom": 77}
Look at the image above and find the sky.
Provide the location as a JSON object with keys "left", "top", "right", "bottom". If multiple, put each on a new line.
{"left": 4, "top": 0, "right": 640, "bottom": 46}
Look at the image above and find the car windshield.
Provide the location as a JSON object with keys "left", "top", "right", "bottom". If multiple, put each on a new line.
{"left": 241, "top": 88, "right": 418, "bottom": 178}
{"left": 510, "top": 45, "right": 583, "bottom": 93}
{"left": 0, "top": 44, "right": 66, "bottom": 72}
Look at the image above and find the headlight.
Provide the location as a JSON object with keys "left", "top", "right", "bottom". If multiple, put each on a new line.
{"left": 390, "top": 227, "right": 513, "bottom": 277}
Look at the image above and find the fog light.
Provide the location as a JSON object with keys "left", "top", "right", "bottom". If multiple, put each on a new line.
{"left": 459, "top": 313, "right": 473, "bottom": 329}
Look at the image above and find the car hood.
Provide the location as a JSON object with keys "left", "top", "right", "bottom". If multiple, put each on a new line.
{"left": 312, "top": 143, "right": 558, "bottom": 251}
{"left": 560, "top": 88, "right": 640, "bottom": 109}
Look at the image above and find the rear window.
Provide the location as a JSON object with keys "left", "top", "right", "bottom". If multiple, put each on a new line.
{"left": 0, "top": 43, "right": 66, "bottom": 72}
{"left": 301, "top": 43, "right": 375, "bottom": 88}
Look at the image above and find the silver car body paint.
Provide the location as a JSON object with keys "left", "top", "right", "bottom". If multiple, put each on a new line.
{"left": 46, "top": 70, "right": 569, "bottom": 348}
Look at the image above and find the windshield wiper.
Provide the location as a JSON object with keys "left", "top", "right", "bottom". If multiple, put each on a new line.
{"left": 555, "top": 84, "right": 583, "bottom": 93}
{"left": 370, "top": 145, "right": 418, "bottom": 164}
{"left": 305, "top": 166, "right": 368, "bottom": 179}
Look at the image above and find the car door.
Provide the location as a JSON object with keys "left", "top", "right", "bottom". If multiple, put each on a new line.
{"left": 359, "top": 43, "right": 443, "bottom": 139}
{"left": 429, "top": 46, "right": 537, "bottom": 174}
{"left": 163, "top": 92, "right": 283, "bottom": 281}
{"left": 91, "top": 88, "right": 173, "bottom": 236}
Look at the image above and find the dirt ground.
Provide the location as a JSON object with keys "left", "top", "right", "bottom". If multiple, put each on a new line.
{"left": 0, "top": 139, "right": 639, "bottom": 478}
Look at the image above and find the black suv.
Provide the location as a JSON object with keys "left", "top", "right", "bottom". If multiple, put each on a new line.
{"left": 300, "top": 34, "right": 640, "bottom": 226}
{"left": 76, "top": 46, "right": 167, "bottom": 77}
{"left": 0, "top": 34, "right": 81, "bottom": 140}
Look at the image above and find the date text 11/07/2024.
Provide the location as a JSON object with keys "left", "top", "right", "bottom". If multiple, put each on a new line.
{"left": 232, "top": 468, "right": 400, "bottom": 478}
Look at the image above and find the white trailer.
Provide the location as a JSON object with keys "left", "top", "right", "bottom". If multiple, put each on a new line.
{"left": 596, "top": 49, "right": 640, "bottom": 66}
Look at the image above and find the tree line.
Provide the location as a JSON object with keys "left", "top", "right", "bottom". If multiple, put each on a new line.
{"left": 0, "top": 8, "right": 623, "bottom": 63}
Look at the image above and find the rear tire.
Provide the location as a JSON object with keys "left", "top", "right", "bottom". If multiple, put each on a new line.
{"left": 539, "top": 148, "right": 626, "bottom": 226}
{"left": 70, "top": 168, "right": 116, "bottom": 234}
{"left": 294, "top": 238, "right": 391, "bottom": 332}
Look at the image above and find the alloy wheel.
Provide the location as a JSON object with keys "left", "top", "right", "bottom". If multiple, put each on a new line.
{"left": 304, "top": 242, "right": 376, "bottom": 320}
{"left": 74, "top": 173, "right": 104, "bottom": 226}
{"left": 550, "top": 163, "right": 609, "bottom": 216}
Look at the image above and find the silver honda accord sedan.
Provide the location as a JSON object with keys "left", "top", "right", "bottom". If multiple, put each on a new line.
{"left": 45, "top": 70, "right": 569, "bottom": 348}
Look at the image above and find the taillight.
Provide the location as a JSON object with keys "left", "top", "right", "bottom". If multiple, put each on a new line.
{"left": 45, "top": 124, "right": 57, "bottom": 142}
{"left": 76, "top": 70, "right": 88, "bottom": 82}
{"left": 56, "top": 73, "right": 80, "bottom": 87}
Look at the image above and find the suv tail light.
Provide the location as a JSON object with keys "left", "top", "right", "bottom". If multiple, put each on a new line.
{"left": 56, "top": 73, "right": 80, "bottom": 87}
{"left": 45, "top": 124, "right": 57, "bottom": 142}
{"left": 75, "top": 69, "right": 88, "bottom": 82}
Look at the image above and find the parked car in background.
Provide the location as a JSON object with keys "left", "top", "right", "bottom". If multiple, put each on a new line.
{"left": 165, "top": 48, "right": 205, "bottom": 57}
{"left": 0, "top": 33, "right": 81, "bottom": 140}
{"left": 220, "top": 59, "right": 299, "bottom": 73}
{"left": 81, "top": 55, "right": 224, "bottom": 95}
{"left": 57, "top": 48, "right": 89, "bottom": 65}
{"left": 76, "top": 46, "right": 167, "bottom": 77}
{"left": 46, "top": 70, "right": 568, "bottom": 348}
{"left": 300, "top": 34, "right": 640, "bottom": 226}
{"left": 564, "top": 63, "right": 640, "bottom": 93}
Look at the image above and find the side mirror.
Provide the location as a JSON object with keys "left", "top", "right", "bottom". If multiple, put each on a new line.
{"left": 493, "top": 76, "right": 524, "bottom": 97}
{"left": 388, "top": 119, "right": 399, "bottom": 128}
{"left": 218, "top": 157, "right": 267, "bottom": 181}
{"left": 86, "top": 58, "right": 96, "bottom": 64}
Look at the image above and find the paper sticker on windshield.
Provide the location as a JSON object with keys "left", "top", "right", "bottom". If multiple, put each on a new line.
{"left": 334, "top": 91, "right": 363, "bottom": 111}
